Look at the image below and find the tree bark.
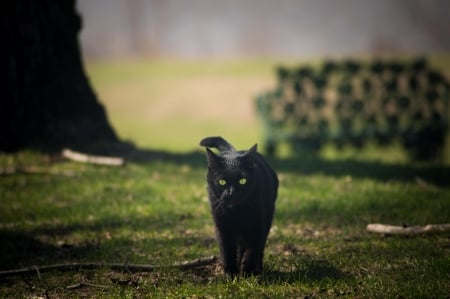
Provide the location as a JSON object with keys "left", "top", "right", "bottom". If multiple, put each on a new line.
{"left": 2, "top": 0, "right": 118, "bottom": 152}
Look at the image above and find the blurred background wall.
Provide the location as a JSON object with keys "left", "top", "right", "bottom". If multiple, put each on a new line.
{"left": 77, "top": 0, "right": 450, "bottom": 60}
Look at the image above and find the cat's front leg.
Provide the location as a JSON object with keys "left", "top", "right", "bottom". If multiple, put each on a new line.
{"left": 218, "top": 234, "right": 239, "bottom": 275}
{"left": 240, "top": 247, "right": 263, "bottom": 276}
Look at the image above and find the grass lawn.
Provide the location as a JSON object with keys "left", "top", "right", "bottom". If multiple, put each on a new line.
{"left": 84, "top": 58, "right": 281, "bottom": 151}
{"left": 1, "top": 57, "right": 450, "bottom": 297}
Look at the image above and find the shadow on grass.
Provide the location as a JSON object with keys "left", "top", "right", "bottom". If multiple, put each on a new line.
{"left": 0, "top": 213, "right": 349, "bottom": 286}
{"left": 62, "top": 142, "right": 450, "bottom": 187}
{"left": 0, "top": 214, "right": 359, "bottom": 289}
{"left": 0, "top": 213, "right": 214, "bottom": 271}
{"left": 262, "top": 258, "right": 348, "bottom": 284}
{"left": 271, "top": 156, "right": 450, "bottom": 187}
{"left": 81, "top": 140, "right": 450, "bottom": 186}
{"left": 0, "top": 230, "right": 118, "bottom": 273}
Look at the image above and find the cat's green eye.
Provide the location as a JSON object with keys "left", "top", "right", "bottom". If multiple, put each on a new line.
{"left": 218, "top": 179, "right": 227, "bottom": 186}
{"left": 239, "top": 178, "right": 247, "bottom": 185}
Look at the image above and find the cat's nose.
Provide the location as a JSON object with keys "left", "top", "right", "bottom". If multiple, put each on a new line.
{"left": 228, "top": 186, "right": 234, "bottom": 196}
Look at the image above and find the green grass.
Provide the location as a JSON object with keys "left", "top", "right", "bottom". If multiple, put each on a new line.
{"left": 84, "top": 58, "right": 287, "bottom": 151}
{"left": 1, "top": 150, "right": 449, "bottom": 298}
{"left": 1, "top": 56, "right": 450, "bottom": 297}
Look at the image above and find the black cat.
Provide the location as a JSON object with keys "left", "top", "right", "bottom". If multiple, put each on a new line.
{"left": 200, "top": 136, "right": 278, "bottom": 276}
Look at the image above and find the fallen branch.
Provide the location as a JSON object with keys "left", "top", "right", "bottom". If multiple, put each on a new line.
{"left": 0, "top": 166, "right": 77, "bottom": 177}
{"left": 66, "top": 281, "right": 108, "bottom": 290}
{"left": 62, "top": 148, "right": 125, "bottom": 166}
{"left": 367, "top": 223, "right": 450, "bottom": 235}
{"left": 0, "top": 256, "right": 217, "bottom": 278}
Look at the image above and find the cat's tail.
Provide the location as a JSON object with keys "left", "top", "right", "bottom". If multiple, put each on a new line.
{"left": 199, "top": 136, "right": 236, "bottom": 152}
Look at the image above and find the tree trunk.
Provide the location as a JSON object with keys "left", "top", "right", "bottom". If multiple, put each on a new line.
{"left": 2, "top": 0, "right": 118, "bottom": 152}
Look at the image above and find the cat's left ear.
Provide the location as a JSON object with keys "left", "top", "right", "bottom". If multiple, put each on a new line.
{"left": 248, "top": 144, "right": 257, "bottom": 154}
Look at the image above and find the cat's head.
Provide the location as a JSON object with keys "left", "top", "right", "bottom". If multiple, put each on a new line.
{"left": 205, "top": 144, "right": 258, "bottom": 211}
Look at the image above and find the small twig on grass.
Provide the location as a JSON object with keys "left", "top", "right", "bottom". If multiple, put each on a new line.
{"left": 66, "top": 281, "right": 108, "bottom": 290}
{"left": 367, "top": 223, "right": 450, "bottom": 235}
{"left": 171, "top": 256, "right": 218, "bottom": 270}
{"left": 62, "top": 148, "right": 125, "bottom": 166}
{"left": 0, "top": 256, "right": 217, "bottom": 278}
{"left": 33, "top": 265, "right": 41, "bottom": 280}
{"left": 0, "top": 166, "right": 77, "bottom": 176}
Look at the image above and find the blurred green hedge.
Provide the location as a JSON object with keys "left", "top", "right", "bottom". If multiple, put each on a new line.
{"left": 256, "top": 57, "right": 449, "bottom": 160}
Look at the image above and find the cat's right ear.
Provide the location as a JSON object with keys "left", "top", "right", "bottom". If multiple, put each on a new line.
{"left": 206, "top": 147, "right": 220, "bottom": 167}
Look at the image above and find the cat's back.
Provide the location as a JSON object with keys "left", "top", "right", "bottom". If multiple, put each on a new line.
{"left": 252, "top": 152, "right": 278, "bottom": 202}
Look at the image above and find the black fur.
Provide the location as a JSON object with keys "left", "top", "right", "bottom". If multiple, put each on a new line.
{"left": 200, "top": 136, "right": 278, "bottom": 276}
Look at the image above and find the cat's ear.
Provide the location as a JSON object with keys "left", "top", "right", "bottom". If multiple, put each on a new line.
{"left": 248, "top": 144, "right": 258, "bottom": 154}
{"left": 206, "top": 147, "right": 220, "bottom": 167}
{"left": 241, "top": 144, "right": 257, "bottom": 166}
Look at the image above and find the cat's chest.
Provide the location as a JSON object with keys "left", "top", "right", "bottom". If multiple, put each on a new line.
{"left": 215, "top": 204, "right": 261, "bottom": 226}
